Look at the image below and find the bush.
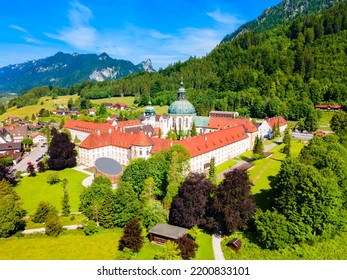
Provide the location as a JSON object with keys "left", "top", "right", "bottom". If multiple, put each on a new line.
{"left": 32, "top": 201, "right": 54, "bottom": 223}
{"left": 83, "top": 220, "right": 99, "bottom": 236}
{"left": 45, "top": 208, "right": 62, "bottom": 237}
{"left": 47, "top": 172, "right": 60, "bottom": 185}
{"left": 175, "top": 234, "right": 199, "bottom": 260}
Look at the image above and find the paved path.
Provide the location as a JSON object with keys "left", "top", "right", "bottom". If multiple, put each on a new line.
{"left": 212, "top": 232, "right": 225, "bottom": 260}
{"left": 72, "top": 165, "right": 94, "bottom": 187}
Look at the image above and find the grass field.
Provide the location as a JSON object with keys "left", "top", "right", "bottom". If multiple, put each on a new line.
{"left": 194, "top": 232, "right": 214, "bottom": 260}
{"left": 248, "top": 140, "right": 305, "bottom": 210}
{"left": 222, "top": 231, "right": 347, "bottom": 260}
{"left": 15, "top": 169, "right": 88, "bottom": 216}
{"left": 0, "top": 228, "right": 122, "bottom": 260}
{"left": 215, "top": 159, "right": 238, "bottom": 175}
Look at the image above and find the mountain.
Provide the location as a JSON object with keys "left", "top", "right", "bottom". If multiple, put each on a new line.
{"left": 0, "top": 52, "right": 155, "bottom": 93}
{"left": 221, "top": 0, "right": 347, "bottom": 43}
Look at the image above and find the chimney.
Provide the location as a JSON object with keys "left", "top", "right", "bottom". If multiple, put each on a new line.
{"left": 108, "top": 128, "right": 112, "bottom": 134}
{"left": 204, "top": 136, "right": 207, "bottom": 141}
{"left": 170, "top": 141, "right": 173, "bottom": 147}
{"left": 97, "top": 130, "right": 100, "bottom": 135}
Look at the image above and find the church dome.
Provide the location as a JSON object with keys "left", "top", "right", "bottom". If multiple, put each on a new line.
{"left": 168, "top": 80, "right": 196, "bottom": 115}
{"left": 145, "top": 101, "right": 156, "bottom": 117}
{"left": 168, "top": 100, "right": 196, "bottom": 115}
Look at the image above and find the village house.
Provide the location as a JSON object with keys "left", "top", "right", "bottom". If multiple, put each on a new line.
{"left": 258, "top": 116, "right": 288, "bottom": 139}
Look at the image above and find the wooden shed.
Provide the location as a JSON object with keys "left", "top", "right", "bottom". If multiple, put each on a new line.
{"left": 148, "top": 223, "right": 188, "bottom": 245}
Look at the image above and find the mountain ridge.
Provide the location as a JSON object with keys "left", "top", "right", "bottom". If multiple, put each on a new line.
{"left": 0, "top": 52, "right": 155, "bottom": 94}
{"left": 221, "top": 0, "right": 347, "bottom": 43}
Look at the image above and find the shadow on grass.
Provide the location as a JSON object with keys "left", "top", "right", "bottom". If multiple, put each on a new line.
{"left": 254, "top": 176, "right": 276, "bottom": 211}
{"left": 240, "top": 156, "right": 254, "bottom": 162}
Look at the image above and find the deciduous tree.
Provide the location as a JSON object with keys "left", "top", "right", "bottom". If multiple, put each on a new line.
{"left": 118, "top": 218, "right": 144, "bottom": 252}
{"left": 212, "top": 169, "right": 256, "bottom": 232}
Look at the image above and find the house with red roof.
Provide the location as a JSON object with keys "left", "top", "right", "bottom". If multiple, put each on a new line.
{"left": 112, "top": 102, "right": 128, "bottom": 110}
{"left": 258, "top": 116, "right": 288, "bottom": 138}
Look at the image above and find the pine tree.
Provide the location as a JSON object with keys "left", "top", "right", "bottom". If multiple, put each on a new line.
{"left": 99, "top": 189, "right": 115, "bottom": 228}
{"left": 61, "top": 183, "right": 70, "bottom": 217}
{"left": 282, "top": 130, "right": 291, "bottom": 157}
{"left": 191, "top": 121, "right": 197, "bottom": 137}
{"left": 208, "top": 157, "right": 216, "bottom": 183}
{"left": 253, "top": 136, "right": 264, "bottom": 159}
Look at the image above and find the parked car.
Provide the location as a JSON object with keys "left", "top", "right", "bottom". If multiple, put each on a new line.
{"left": 27, "top": 162, "right": 32, "bottom": 165}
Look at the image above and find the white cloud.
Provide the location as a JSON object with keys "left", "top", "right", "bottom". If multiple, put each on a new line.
{"left": 149, "top": 30, "right": 172, "bottom": 39}
{"left": 45, "top": 1, "right": 97, "bottom": 50}
{"left": 23, "top": 37, "right": 45, "bottom": 44}
{"left": 207, "top": 8, "right": 244, "bottom": 28}
{"left": 9, "top": 25, "right": 28, "bottom": 33}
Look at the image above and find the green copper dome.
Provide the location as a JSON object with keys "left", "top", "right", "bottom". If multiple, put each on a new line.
{"left": 168, "top": 80, "right": 196, "bottom": 115}
{"left": 168, "top": 100, "right": 196, "bottom": 115}
{"left": 145, "top": 101, "right": 156, "bottom": 117}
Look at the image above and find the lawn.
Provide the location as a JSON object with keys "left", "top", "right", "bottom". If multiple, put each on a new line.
{"left": 90, "top": 96, "right": 135, "bottom": 106}
{"left": 0, "top": 228, "right": 122, "bottom": 260}
{"left": 249, "top": 140, "right": 305, "bottom": 210}
{"left": 222, "top": 231, "right": 347, "bottom": 260}
{"left": 15, "top": 169, "right": 88, "bottom": 216}
{"left": 215, "top": 159, "right": 238, "bottom": 175}
{"left": 24, "top": 214, "right": 88, "bottom": 230}
{"left": 194, "top": 232, "right": 214, "bottom": 260}
{"left": 318, "top": 111, "right": 334, "bottom": 125}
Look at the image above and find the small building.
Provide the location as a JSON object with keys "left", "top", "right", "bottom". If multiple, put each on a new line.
{"left": 228, "top": 238, "right": 242, "bottom": 252}
{"left": 113, "top": 102, "right": 128, "bottom": 110}
{"left": 209, "top": 110, "right": 239, "bottom": 119}
{"left": 148, "top": 223, "right": 188, "bottom": 245}
{"left": 94, "top": 157, "right": 122, "bottom": 184}
{"left": 88, "top": 108, "right": 96, "bottom": 116}
{"left": 315, "top": 104, "right": 344, "bottom": 111}
{"left": 258, "top": 116, "right": 287, "bottom": 139}
{"left": 30, "top": 132, "right": 47, "bottom": 145}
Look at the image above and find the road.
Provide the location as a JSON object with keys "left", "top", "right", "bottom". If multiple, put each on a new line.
{"left": 14, "top": 143, "right": 48, "bottom": 172}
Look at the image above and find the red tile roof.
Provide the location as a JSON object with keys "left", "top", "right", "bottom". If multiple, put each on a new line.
{"left": 265, "top": 116, "right": 287, "bottom": 129}
{"left": 151, "top": 126, "right": 248, "bottom": 158}
{"left": 64, "top": 119, "right": 114, "bottom": 133}
{"left": 115, "top": 119, "right": 141, "bottom": 128}
{"left": 131, "top": 131, "right": 154, "bottom": 146}
{"left": 207, "top": 117, "right": 258, "bottom": 133}
{"left": 315, "top": 104, "right": 344, "bottom": 110}
{"left": 80, "top": 130, "right": 153, "bottom": 150}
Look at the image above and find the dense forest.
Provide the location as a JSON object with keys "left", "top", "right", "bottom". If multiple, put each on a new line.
{"left": 7, "top": 3, "right": 347, "bottom": 121}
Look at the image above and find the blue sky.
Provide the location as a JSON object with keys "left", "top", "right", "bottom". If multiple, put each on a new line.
{"left": 0, "top": 0, "right": 281, "bottom": 69}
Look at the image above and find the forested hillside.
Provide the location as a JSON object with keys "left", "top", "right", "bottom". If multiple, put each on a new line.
{"left": 7, "top": 3, "right": 347, "bottom": 121}
{"left": 221, "top": 0, "right": 347, "bottom": 43}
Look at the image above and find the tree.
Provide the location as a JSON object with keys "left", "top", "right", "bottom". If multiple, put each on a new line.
{"left": 22, "top": 138, "right": 33, "bottom": 149}
{"left": 169, "top": 173, "right": 215, "bottom": 229}
{"left": 330, "top": 111, "right": 347, "bottom": 136}
{"left": 45, "top": 207, "right": 62, "bottom": 237}
{"left": 79, "top": 177, "right": 112, "bottom": 223}
{"left": 99, "top": 189, "right": 115, "bottom": 228}
{"left": 208, "top": 157, "right": 216, "bottom": 183}
{"left": 272, "top": 158, "right": 344, "bottom": 238}
{"left": 37, "top": 161, "right": 46, "bottom": 173}
{"left": 163, "top": 151, "right": 185, "bottom": 210}
{"left": 61, "top": 186, "right": 70, "bottom": 217}
{"left": 0, "top": 162, "right": 16, "bottom": 185}
{"left": 120, "top": 158, "right": 148, "bottom": 195}
{"left": 141, "top": 201, "right": 167, "bottom": 229}
{"left": 118, "top": 218, "right": 144, "bottom": 252}
{"left": 113, "top": 182, "right": 142, "bottom": 227}
{"left": 304, "top": 106, "right": 318, "bottom": 132}
{"left": 175, "top": 234, "right": 198, "bottom": 260}
{"left": 0, "top": 180, "right": 26, "bottom": 237}
{"left": 31, "top": 113, "right": 36, "bottom": 121}
{"left": 282, "top": 130, "right": 291, "bottom": 157}
{"left": 32, "top": 201, "right": 54, "bottom": 223}
{"left": 254, "top": 210, "right": 296, "bottom": 250}
{"left": 191, "top": 121, "right": 197, "bottom": 137}
{"left": 140, "top": 177, "right": 155, "bottom": 203}
{"left": 67, "top": 98, "right": 74, "bottom": 110}
{"left": 47, "top": 171, "right": 60, "bottom": 184}
{"left": 212, "top": 169, "right": 256, "bottom": 232}
{"left": 59, "top": 118, "right": 65, "bottom": 129}
{"left": 253, "top": 135, "right": 264, "bottom": 159}
{"left": 97, "top": 103, "right": 107, "bottom": 117}
{"left": 48, "top": 132, "right": 77, "bottom": 170}
{"left": 154, "top": 240, "right": 183, "bottom": 260}
{"left": 26, "top": 163, "right": 36, "bottom": 177}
